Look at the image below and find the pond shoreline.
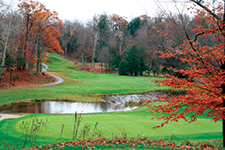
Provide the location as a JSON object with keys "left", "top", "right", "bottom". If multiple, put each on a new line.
{"left": 0, "top": 89, "right": 187, "bottom": 114}
{"left": 0, "top": 99, "right": 138, "bottom": 114}
{"left": 0, "top": 89, "right": 186, "bottom": 107}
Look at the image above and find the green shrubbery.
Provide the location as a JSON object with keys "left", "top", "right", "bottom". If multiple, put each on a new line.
{"left": 118, "top": 60, "right": 129, "bottom": 75}
{"left": 118, "top": 45, "right": 146, "bottom": 76}
{"left": 12, "top": 73, "right": 19, "bottom": 81}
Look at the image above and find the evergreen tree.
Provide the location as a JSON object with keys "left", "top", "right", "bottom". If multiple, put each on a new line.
{"left": 127, "top": 17, "right": 141, "bottom": 37}
{"left": 126, "top": 45, "right": 142, "bottom": 76}
{"left": 111, "top": 47, "right": 121, "bottom": 70}
{"left": 118, "top": 60, "right": 129, "bottom": 75}
{"left": 16, "top": 48, "right": 26, "bottom": 70}
{"left": 5, "top": 53, "right": 14, "bottom": 70}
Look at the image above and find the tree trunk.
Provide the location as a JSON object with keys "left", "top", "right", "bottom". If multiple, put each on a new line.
{"left": 0, "top": 68, "right": 4, "bottom": 85}
{"left": 40, "top": 62, "right": 42, "bottom": 72}
{"left": 0, "top": 14, "right": 12, "bottom": 85}
{"left": 64, "top": 41, "right": 67, "bottom": 57}
{"left": 29, "top": 39, "right": 37, "bottom": 76}
{"left": 36, "top": 58, "right": 40, "bottom": 74}
{"left": 36, "top": 33, "right": 41, "bottom": 75}
{"left": 81, "top": 51, "right": 84, "bottom": 70}
{"left": 92, "top": 34, "right": 98, "bottom": 70}
{"left": 222, "top": 64, "right": 225, "bottom": 147}
{"left": 10, "top": 69, "right": 12, "bottom": 84}
{"left": 100, "top": 62, "right": 103, "bottom": 73}
{"left": 105, "top": 63, "right": 107, "bottom": 74}
{"left": 119, "top": 42, "right": 122, "bottom": 55}
{"left": 23, "top": 16, "right": 33, "bottom": 69}
{"left": 223, "top": 84, "right": 225, "bottom": 147}
{"left": 29, "top": 62, "right": 32, "bottom": 76}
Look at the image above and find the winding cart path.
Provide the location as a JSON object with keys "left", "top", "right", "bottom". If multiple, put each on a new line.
{"left": 0, "top": 63, "right": 64, "bottom": 93}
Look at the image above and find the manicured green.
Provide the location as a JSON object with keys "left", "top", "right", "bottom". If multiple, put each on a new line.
{"left": 45, "top": 53, "right": 77, "bottom": 71}
{"left": 0, "top": 53, "right": 168, "bottom": 104}
{"left": 0, "top": 107, "right": 222, "bottom": 149}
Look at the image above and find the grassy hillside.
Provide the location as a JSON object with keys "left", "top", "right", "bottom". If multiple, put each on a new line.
{"left": 0, "top": 53, "right": 167, "bottom": 104}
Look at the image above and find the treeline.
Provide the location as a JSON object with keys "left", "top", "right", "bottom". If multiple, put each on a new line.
{"left": 0, "top": 0, "right": 64, "bottom": 85}
{"left": 59, "top": 11, "right": 215, "bottom": 77}
{"left": 0, "top": 0, "right": 219, "bottom": 85}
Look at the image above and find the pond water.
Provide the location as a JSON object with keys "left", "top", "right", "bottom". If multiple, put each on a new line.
{"left": 0, "top": 101, "right": 138, "bottom": 114}
{"left": 0, "top": 92, "right": 160, "bottom": 114}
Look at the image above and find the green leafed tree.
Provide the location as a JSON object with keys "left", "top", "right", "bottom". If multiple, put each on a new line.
{"left": 127, "top": 17, "right": 141, "bottom": 37}
{"left": 5, "top": 53, "right": 14, "bottom": 70}
{"left": 16, "top": 48, "right": 26, "bottom": 70}
{"left": 118, "top": 60, "right": 129, "bottom": 75}
{"left": 118, "top": 45, "right": 146, "bottom": 76}
{"left": 126, "top": 45, "right": 142, "bottom": 76}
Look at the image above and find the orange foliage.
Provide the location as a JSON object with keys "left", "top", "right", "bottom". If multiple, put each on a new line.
{"left": 18, "top": 0, "right": 65, "bottom": 62}
{"left": 148, "top": 1, "right": 225, "bottom": 127}
{"left": 111, "top": 13, "right": 128, "bottom": 30}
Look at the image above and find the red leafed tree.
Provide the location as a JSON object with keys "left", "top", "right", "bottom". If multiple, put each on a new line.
{"left": 18, "top": 0, "right": 64, "bottom": 75}
{"left": 148, "top": 0, "right": 225, "bottom": 146}
{"left": 18, "top": 0, "right": 43, "bottom": 65}
{"left": 34, "top": 9, "right": 65, "bottom": 74}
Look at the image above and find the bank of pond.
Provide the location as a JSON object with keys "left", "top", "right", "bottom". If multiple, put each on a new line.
{"left": 0, "top": 92, "right": 161, "bottom": 113}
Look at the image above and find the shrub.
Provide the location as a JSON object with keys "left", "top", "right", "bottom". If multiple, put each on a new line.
{"left": 5, "top": 53, "right": 14, "bottom": 70}
{"left": 118, "top": 60, "right": 129, "bottom": 75}
{"left": 118, "top": 45, "right": 146, "bottom": 76}
{"left": 16, "top": 48, "right": 26, "bottom": 70}
{"left": 13, "top": 73, "right": 19, "bottom": 81}
{"left": 46, "top": 59, "right": 54, "bottom": 63}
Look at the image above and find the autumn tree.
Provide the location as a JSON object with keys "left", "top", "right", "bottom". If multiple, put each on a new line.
{"left": 34, "top": 7, "right": 64, "bottom": 74}
{"left": 96, "top": 13, "right": 111, "bottom": 72}
{"left": 0, "top": 4, "right": 21, "bottom": 85}
{"left": 76, "top": 23, "right": 92, "bottom": 70}
{"left": 87, "top": 15, "right": 99, "bottom": 70}
{"left": 18, "top": 0, "right": 64, "bottom": 75}
{"left": 18, "top": 0, "right": 41, "bottom": 67}
{"left": 60, "top": 20, "right": 72, "bottom": 58}
{"left": 0, "top": 10, "right": 13, "bottom": 84}
{"left": 110, "top": 13, "right": 130, "bottom": 55}
{"left": 62, "top": 20, "right": 80, "bottom": 59}
{"left": 148, "top": 0, "right": 225, "bottom": 146}
{"left": 137, "top": 14, "right": 190, "bottom": 76}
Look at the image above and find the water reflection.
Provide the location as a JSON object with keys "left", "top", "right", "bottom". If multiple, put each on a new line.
{"left": 0, "top": 92, "right": 161, "bottom": 114}
{"left": 0, "top": 101, "right": 137, "bottom": 114}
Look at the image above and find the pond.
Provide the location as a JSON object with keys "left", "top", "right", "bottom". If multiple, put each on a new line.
{"left": 0, "top": 101, "right": 139, "bottom": 114}
{"left": 0, "top": 92, "right": 160, "bottom": 114}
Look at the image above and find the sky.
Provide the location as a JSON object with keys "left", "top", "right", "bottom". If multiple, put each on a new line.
{"left": 5, "top": 0, "right": 188, "bottom": 22}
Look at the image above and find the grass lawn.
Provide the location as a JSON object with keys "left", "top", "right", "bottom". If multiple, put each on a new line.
{"left": 0, "top": 53, "right": 222, "bottom": 149}
{"left": 0, "top": 53, "right": 168, "bottom": 104}
{"left": 0, "top": 107, "right": 222, "bottom": 149}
